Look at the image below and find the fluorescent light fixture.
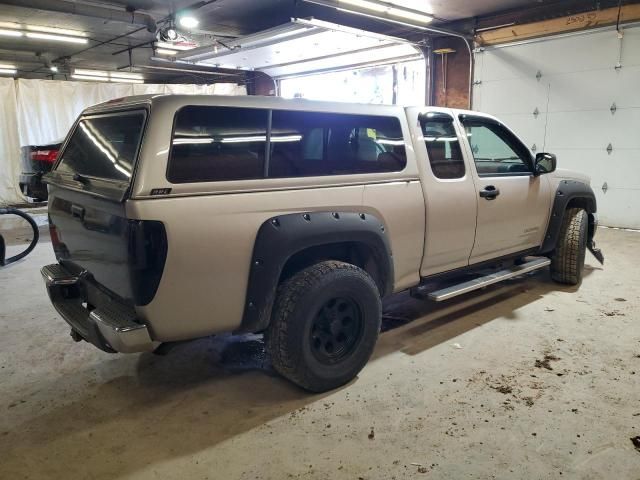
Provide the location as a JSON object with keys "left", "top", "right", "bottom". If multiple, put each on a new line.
{"left": 0, "top": 28, "right": 22, "bottom": 37}
{"left": 156, "top": 48, "right": 178, "bottom": 55}
{"left": 0, "top": 63, "right": 16, "bottom": 69}
{"left": 310, "top": 0, "right": 433, "bottom": 25}
{"left": 74, "top": 69, "right": 108, "bottom": 77}
{"left": 71, "top": 74, "right": 104, "bottom": 81}
{"left": 155, "top": 41, "right": 195, "bottom": 51}
{"left": 73, "top": 68, "right": 144, "bottom": 83}
{"left": 110, "top": 77, "right": 143, "bottom": 84}
{"left": 110, "top": 71, "right": 143, "bottom": 80}
{"left": 26, "top": 25, "right": 87, "bottom": 37}
{"left": 26, "top": 32, "right": 88, "bottom": 44}
{"left": 341, "top": 0, "right": 386, "bottom": 12}
{"left": 0, "top": 68, "right": 17, "bottom": 75}
{"left": 178, "top": 15, "right": 199, "bottom": 29}
{"left": 386, "top": 6, "right": 433, "bottom": 23}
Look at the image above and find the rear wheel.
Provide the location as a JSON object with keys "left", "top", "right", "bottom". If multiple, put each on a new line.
{"left": 550, "top": 207, "right": 588, "bottom": 285}
{"left": 266, "top": 261, "right": 381, "bottom": 392}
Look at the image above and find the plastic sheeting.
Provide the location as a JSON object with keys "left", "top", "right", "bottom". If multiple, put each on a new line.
{"left": 0, "top": 78, "right": 21, "bottom": 205}
{"left": 0, "top": 79, "right": 246, "bottom": 205}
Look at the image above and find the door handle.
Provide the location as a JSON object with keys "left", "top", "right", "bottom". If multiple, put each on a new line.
{"left": 479, "top": 185, "right": 500, "bottom": 200}
{"left": 71, "top": 204, "right": 85, "bottom": 219}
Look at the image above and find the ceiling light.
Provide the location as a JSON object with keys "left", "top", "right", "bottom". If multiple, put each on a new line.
{"left": 156, "top": 48, "right": 178, "bottom": 55}
{"left": 26, "top": 32, "right": 88, "bottom": 44}
{"left": 386, "top": 6, "right": 433, "bottom": 23}
{"left": 0, "top": 28, "right": 22, "bottom": 37}
{"left": 0, "top": 63, "right": 16, "bottom": 69}
{"left": 110, "top": 71, "right": 143, "bottom": 80}
{"left": 26, "top": 25, "right": 87, "bottom": 37}
{"left": 340, "top": 0, "right": 386, "bottom": 12}
{"left": 155, "top": 41, "right": 195, "bottom": 51}
{"left": 110, "top": 77, "right": 143, "bottom": 84}
{"left": 71, "top": 74, "right": 104, "bottom": 81}
{"left": 158, "top": 27, "right": 178, "bottom": 42}
{"left": 308, "top": 0, "right": 433, "bottom": 25}
{"left": 178, "top": 15, "right": 199, "bottom": 29}
{"left": 50, "top": 66, "right": 58, "bottom": 72}
{"left": 74, "top": 69, "right": 108, "bottom": 77}
{"left": 0, "top": 67, "right": 16, "bottom": 75}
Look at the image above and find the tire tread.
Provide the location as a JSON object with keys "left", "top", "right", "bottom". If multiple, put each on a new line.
{"left": 550, "top": 207, "right": 587, "bottom": 285}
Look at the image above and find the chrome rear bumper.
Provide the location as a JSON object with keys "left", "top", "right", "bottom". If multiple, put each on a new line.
{"left": 41, "top": 264, "right": 158, "bottom": 353}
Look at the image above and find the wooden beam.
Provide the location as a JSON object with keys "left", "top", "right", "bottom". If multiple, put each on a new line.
{"left": 476, "top": 4, "right": 640, "bottom": 46}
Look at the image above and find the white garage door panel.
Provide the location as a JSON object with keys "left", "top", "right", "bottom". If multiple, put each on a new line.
{"left": 474, "top": 25, "right": 640, "bottom": 228}
{"left": 594, "top": 189, "right": 640, "bottom": 229}
{"left": 478, "top": 45, "right": 542, "bottom": 81}
{"left": 479, "top": 31, "right": 621, "bottom": 81}
{"left": 621, "top": 28, "right": 640, "bottom": 66}
{"left": 554, "top": 149, "right": 640, "bottom": 190}
{"left": 475, "top": 77, "right": 548, "bottom": 115}
{"left": 547, "top": 67, "right": 640, "bottom": 111}
{"left": 554, "top": 150, "right": 640, "bottom": 228}
{"left": 546, "top": 109, "right": 640, "bottom": 150}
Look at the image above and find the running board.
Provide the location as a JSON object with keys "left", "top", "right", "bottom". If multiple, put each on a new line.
{"left": 427, "top": 257, "right": 551, "bottom": 302}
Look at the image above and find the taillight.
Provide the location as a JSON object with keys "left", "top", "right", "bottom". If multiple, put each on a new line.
{"left": 31, "top": 149, "right": 59, "bottom": 163}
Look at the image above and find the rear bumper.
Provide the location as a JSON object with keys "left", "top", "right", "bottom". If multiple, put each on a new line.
{"left": 41, "top": 264, "right": 158, "bottom": 353}
{"left": 19, "top": 173, "right": 48, "bottom": 200}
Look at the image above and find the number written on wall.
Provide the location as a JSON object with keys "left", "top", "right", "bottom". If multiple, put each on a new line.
{"left": 566, "top": 12, "right": 598, "bottom": 26}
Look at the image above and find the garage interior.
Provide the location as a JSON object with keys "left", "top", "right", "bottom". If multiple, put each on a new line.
{"left": 1, "top": 0, "right": 639, "bottom": 478}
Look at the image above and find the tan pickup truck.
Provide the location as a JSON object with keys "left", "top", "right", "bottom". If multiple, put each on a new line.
{"left": 41, "top": 94, "right": 603, "bottom": 392}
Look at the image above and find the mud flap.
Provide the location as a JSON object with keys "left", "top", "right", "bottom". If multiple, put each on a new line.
{"left": 588, "top": 241, "right": 604, "bottom": 265}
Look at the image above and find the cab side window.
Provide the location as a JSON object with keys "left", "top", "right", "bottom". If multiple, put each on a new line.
{"left": 460, "top": 118, "right": 532, "bottom": 176}
{"left": 420, "top": 114, "right": 465, "bottom": 179}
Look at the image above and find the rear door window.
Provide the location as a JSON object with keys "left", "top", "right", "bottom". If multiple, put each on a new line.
{"left": 419, "top": 114, "right": 465, "bottom": 179}
{"left": 56, "top": 111, "right": 146, "bottom": 182}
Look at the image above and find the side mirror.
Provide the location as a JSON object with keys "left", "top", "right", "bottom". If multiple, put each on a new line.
{"left": 534, "top": 152, "right": 556, "bottom": 175}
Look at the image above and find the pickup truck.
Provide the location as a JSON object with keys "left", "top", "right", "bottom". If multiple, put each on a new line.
{"left": 41, "top": 94, "right": 603, "bottom": 392}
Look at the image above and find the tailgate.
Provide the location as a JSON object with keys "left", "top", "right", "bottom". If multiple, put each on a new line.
{"left": 46, "top": 109, "right": 166, "bottom": 305}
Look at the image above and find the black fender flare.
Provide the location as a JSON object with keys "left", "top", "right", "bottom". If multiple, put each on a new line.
{"left": 539, "top": 180, "right": 597, "bottom": 254}
{"left": 237, "top": 211, "right": 393, "bottom": 333}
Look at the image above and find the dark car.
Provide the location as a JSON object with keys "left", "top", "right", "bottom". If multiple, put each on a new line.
{"left": 19, "top": 140, "right": 63, "bottom": 202}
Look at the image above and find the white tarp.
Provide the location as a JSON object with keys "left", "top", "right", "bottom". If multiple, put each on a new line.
{"left": 0, "top": 79, "right": 246, "bottom": 205}
{"left": 0, "top": 78, "right": 21, "bottom": 205}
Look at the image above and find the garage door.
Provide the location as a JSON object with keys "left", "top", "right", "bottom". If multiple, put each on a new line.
{"left": 473, "top": 25, "right": 640, "bottom": 229}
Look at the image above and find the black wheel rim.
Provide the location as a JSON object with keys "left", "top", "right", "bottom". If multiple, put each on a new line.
{"left": 310, "top": 296, "right": 363, "bottom": 365}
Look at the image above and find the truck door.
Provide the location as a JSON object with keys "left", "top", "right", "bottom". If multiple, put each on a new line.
{"left": 458, "top": 114, "right": 552, "bottom": 264}
{"left": 412, "top": 110, "right": 478, "bottom": 277}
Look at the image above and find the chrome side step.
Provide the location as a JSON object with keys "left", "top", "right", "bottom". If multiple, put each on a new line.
{"left": 427, "top": 257, "right": 551, "bottom": 302}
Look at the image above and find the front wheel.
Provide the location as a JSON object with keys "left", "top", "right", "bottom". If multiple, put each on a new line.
{"left": 266, "top": 261, "right": 381, "bottom": 392}
{"left": 550, "top": 207, "right": 588, "bottom": 285}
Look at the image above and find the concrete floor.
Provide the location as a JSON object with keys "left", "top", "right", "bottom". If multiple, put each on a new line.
{"left": 1, "top": 227, "right": 639, "bottom": 479}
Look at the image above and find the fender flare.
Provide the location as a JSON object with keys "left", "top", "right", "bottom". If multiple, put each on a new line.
{"left": 237, "top": 211, "right": 393, "bottom": 333}
{"left": 539, "top": 180, "right": 597, "bottom": 254}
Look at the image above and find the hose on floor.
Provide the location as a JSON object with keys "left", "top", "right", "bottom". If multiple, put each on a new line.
{"left": 0, "top": 208, "right": 40, "bottom": 266}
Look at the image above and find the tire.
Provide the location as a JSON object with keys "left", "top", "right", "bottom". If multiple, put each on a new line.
{"left": 266, "top": 260, "right": 382, "bottom": 392}
{"left": 550, "top": 207, "right": 588, "bottom": 285}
